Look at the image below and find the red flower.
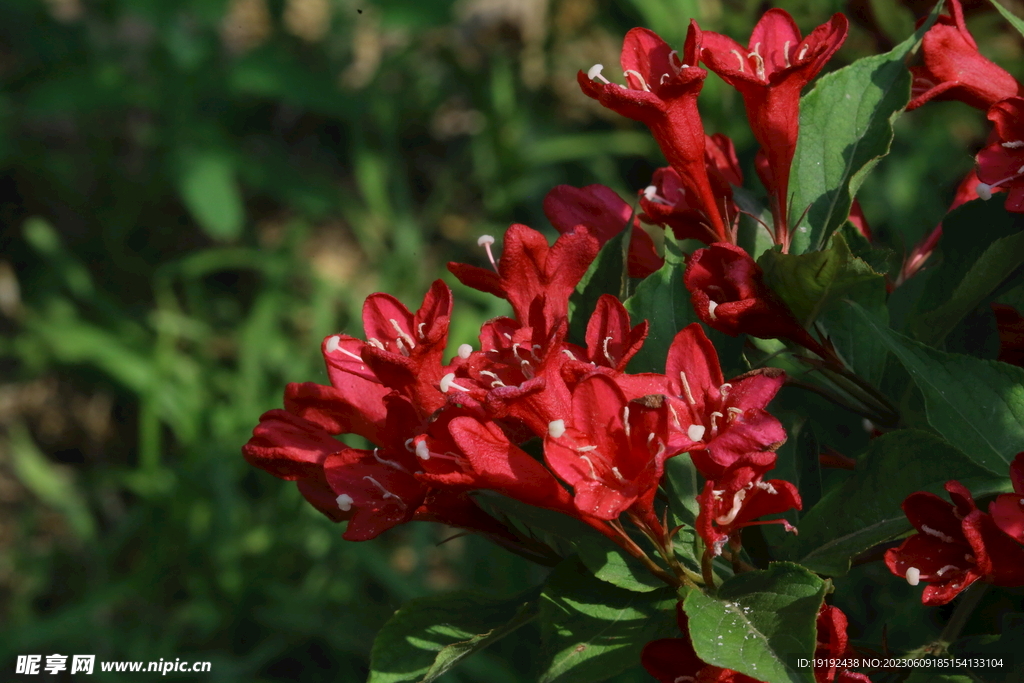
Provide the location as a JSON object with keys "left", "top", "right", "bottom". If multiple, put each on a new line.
{"left": 976, "top": 97, "right": 1024, "bottom": 213}
{"left": 663, "top": 324, "right": 786, "bottom": 478}
{"left": 577, "top": 23, "right": 729, "bottom": 242}
{"left": 449, "top": 223, "right": 599, "bottom": 331}
{"left": 640, "top": 134, "right": 744, "bottom": 245}
{"left": 543, "top": 184, "right": 662, "bottom": 278}
{"left": 815, "top": 606, "right": 872, "bottom": 683}
{"left": 684, "top": 242, "right": 826, "bottom": 355}
{"left": 989, "top": 452, "right": 1024, "bottom": 544}
{"left": 700, "top": 10, "right": 848, "bottom": 246}
{"left": 993, "top": 304, "right": 1024, "bottom": 367}
{"left": 885, "top": 480, "right": 1024, "bottom": 605}
{"left": 908, "top": 0, "right": 1021, "bottom": 111}
{"left": 696, "top": 458, "right": 801, "bottom": 557}
{"left": 544, "top": 374, "right": 675, "bottom": 520}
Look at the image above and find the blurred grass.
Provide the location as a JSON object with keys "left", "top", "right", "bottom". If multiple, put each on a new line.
{"left": 0, "top": 0, "right": 1020, "bottom": 680}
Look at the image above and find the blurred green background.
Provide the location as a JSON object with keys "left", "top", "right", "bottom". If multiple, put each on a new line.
{"left": 0, "top": 0, "right": 1019, "bottom": 680}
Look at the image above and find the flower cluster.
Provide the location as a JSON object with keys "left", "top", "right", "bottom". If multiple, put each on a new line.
{"left": 243, "top": 213, "right": 802, "bottom": 573}
{"left": 886, "top": 453, "right": 1024, "bottom": 605}
{"left": 898, "top": 0, "right": 1024, "bottom": 282}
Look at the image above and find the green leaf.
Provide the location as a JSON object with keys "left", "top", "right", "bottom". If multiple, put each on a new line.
{"left": 789, "top": 23, "right": 927, "bottom": 254}
{"left": 576, "top": 536, "right": 665, "bottom": 593}
{"left": 664, "top": 452, "right": 701, "bottom": 524}
{"left": 759, "top": 233, "right": 882, "bottom": 326}
{"left": 852, "top": 302, "right": 1024, "bottom": 473}
{"left": 569, "top": 228, "right": 630, "bottom": 345}
{"left": 903, "top": 675, "right": 974, "bottom": 683}
{"left": 368, "top": 588, "right": 540, "bottom": 683}
{"left": 912, "top": 218, "right": 1024, "bottom": 346}
{"left": 682, "top": 563, "right": 827, "bottom": 683}
{"left": 949, "top": 612, "right": 1024, "bottom": 683}
{"left": 178, "top": 151, "right": 245, "bottom": 242}
{"left": 538, "top": 557, "right": 677, "bottom": 683}
{"left": 624, "top": 234, "right": 695, "bottom": 373}
{"left": 990, "top": 0, "right": 1024, "bottom": 39}
{"left": 788, "top": 430, "right": 1006, "bottom": 576}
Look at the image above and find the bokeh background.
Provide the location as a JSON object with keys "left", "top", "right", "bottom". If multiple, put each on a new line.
{"left": 0, "top": 0, "right": 1020, "bottom": 680}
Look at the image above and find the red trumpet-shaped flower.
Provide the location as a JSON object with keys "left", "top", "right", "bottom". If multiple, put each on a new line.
{"left": 695, "top": 457, "right": 801, "bottom": 557}
{"left": 640, "top": 134, "right": 744, "bottom": 245}
{"left": 663, "top": 324, "right": 786, "bottom": 478}
{"left": 544, "top": 374, "right": 676, "bottom": 520}
{"left": 908, "top": 0, "right": 1021, "bottom": 111}
{"left": 543, "top": 184, "right": 662, "bottom": 278}
{"left": 449, "top": 223, "right": 599, "bottom": 333}
{"left": 684, "top": 242, "right": 827, "bottom": 356}
{"left": 885, "top": 480, "right": 1024, "bottom": 605}
{"left": 989, "top": 452, "right": 1024, "bottom": 544}
{"left": 700, "top": 9, "right": 848, "bottom": 246}
{"left": 976, "top": 97, "right": 1024, "bottom": 213}
{"left": 578, "top": 23, "right": 729, "bottom": 242}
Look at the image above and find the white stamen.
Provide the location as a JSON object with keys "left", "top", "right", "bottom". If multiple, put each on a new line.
{"left": 747, "top": 44, "right": 765, "bottom": 80}
{"left": 678, "top": 371, "right": 696, "bottom": 404}
{"left": 457, "top": 343, "right": 473, "bottom": 359}
{"left": 668, "top": 402, "right": 682, "bottom": 428}
{"left": 719, "top": 382, "right": 732, "bottom": 399}
{"left": 687, "top": 424, "right": 706, "bottom": 441}
{"left": 602, "top": 336, "right": 616, "bottom": 366}
{"left": 390, "top": 319, "right": 416, "bottom": 350}
{"left": 417, "top": 322, "right": 427, "bottom": 340}
{"left": 588, "top": 63, "right": 611, "bottom": 84}
{"left": 372, "top": 448, "right": 409, "bottom": 473}
{"left": 362, "top": 476, "right": 407, "bottom": 508}
{"left": 478, "top": 234, "right": 498, "bottom": 269}
{"left": 755, "top": 480, "right": 778, "bottom": 495}
{"left": 366, "top": 337, "right": 386, "bottom": 350}
{"left": 415, "top": 441, "right": 431, "bottom": 460}
{"left": 921, "top": 524, "right": 956, "bottom": 543}
{"left": 623, "top": 69, "right": 651, "bottom": 91}
{"left": 579, "top": 455, "right": 599, "bottom": 479}
{"left": 336, "top": 493, "right": 354, "bottom": 511}
{"left": 479, "top": 370, "right": 506, "bottom": 388}
{"left": 611, "top": 466, "right": 626, "bottom": 482}
{"left": 338, "top": 347, "right": 364, "bottom": 364}
{"left": 440, "top": 373, "right": 471, "bottom": 393}
{"left": 561, "top": 349, "right": 578, "bottom": 360}
{"left": 782, "top": 40, "right": 791, "bottom": 67}
{"left": 404, "top": 438, "right": 415, "bottom": 451}
{"left": 707, "top": 300, "right": 719, "bottom": 320}
{"left": 905, "top": 567, "right": 921, "bottom": 586}
{"left": 710, "top": 411, "right": 724, "bottom": 435}
{"left": 727, "top": 407, "right": 743, "bottom": 420}
{"left": 936, "top": 565, "right": 960, "bottom": 576}
{"left": 716, "top": 489, "right": 747, "bottom": 525}
{"left": 548, "top": 419, "right": 566, "bottom": 438}
{"left": 1002, "top": 140, "right": 1024, "bottom": 149}
{"left": 622, "top": 406, "right": 631, "bottom": 436}
{"left": 798, "top": 44, "right": 809, "bottom": 61}
{"left": 730, "top": 49, "right": 745, "bottom": 71}
{"left": 575, "top": 445, "right": 597, "bottom": 453}
{"left": 326, "top": 335, "right": 341, "bottom": 352}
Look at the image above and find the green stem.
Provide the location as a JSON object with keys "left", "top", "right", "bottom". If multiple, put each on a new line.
{"left": 938, "top": 583, "right": 988, "bottom": 650}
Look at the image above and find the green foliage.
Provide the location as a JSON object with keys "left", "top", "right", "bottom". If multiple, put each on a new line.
{"left": 683, "top": 563, "right": 827, "bottom": 683}
{"left": 786, "top": 430, "right": 1007, "bottom": 576}
{"left": 368, "top": 589, "right": 541, "bottom": 683}
{"left": 537, "top": 558, "right": 677, "bottom": 683}
{"left": 788, "top": 20, "right": 928, "bottom": 253}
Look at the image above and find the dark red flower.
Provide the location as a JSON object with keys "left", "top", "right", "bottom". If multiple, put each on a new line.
{"left": 815, "top": 606, "right": 873, "bottom": 683}
{"left": 908, "top": 0, "right": 1021, "bottom": 111}
{"left": 993, "top": 304, "right": 1024, "bottom": 367}
{"left": 543, "top": 184, "right": 662, "bottom": 278}
{"left": 696, "top": 459, "right": 801, "bottom": 557}
{"left": 544, "top": 374, "right": 675, "bottom": 520}
{"left": 989, "top": 452, "right": 1024, "bottom": 544}
{"left": 684, "top": 242, "right": 826, "bottom": 355}
{"left": 640, "top": 134, "right": 743, "bottom": 244}
{"left": 885, "top": 480, "right": 1024, "bottom": 605}
{"left": 976, "top": 97, "right": 1024, "bottom": 213}
{"left": 700, "top": 9, "right": 848, "bottom": 245}
{"left": 578, "top": 23, "right": 729, "bottom": 241}
{"left": 448, "top": 223, "right": 599, "bottom": 331}
{"left": 662, "top": 324, "right": 786, "bottom": 478}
